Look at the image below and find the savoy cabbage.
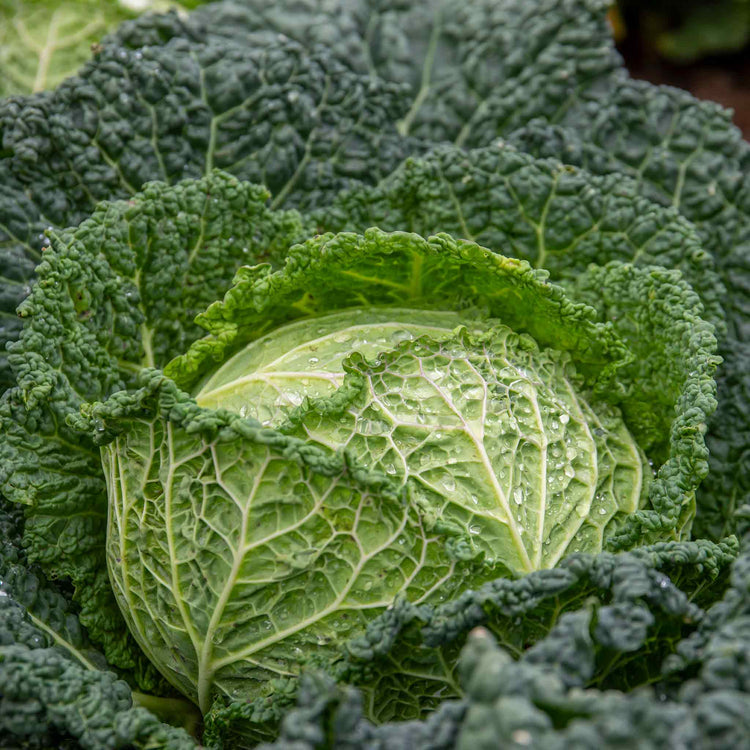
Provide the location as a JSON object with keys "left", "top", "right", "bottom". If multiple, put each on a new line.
{"left": 0, "top": 1, "right": 747, "bottom": 748}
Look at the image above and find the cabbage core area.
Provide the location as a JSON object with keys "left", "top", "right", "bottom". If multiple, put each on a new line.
{"left": 196, "top": 307, "right": 648, "bottom": 574}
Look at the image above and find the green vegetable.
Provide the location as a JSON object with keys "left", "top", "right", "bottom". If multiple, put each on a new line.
{"left": 0, "top": 1, "right": 747, "bottom": 748}
{"left": 2, "top": 170, "right": 720, "bottom": 738}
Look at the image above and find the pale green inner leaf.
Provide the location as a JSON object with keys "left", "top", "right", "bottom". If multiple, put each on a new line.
{"left": 197, "top": 308, "right": 647, "bottom": 572}
{"left": 104, "top": 414, "right": 485, "bottom": 712}
{"left": 197, "top": 308, "right": 471, "bottom": 421}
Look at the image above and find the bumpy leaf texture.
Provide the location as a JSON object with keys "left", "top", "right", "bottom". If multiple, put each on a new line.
{"left": 0, "top": 0, "right": 747, "bottom": 747}
{"left": 508, "top": 81, "right": 750, "bottom": 541}
{"left": 0, "top": 22, "right": 414, "bottom": 387}
{"left": 169, "top": 226, "right": 718, "bottom": 550}
{"left": 316, "top": 143, "right": 726, "bottom": 334}
{"left": 253, "top": 541, "right": 745, "bottom": 750}
{"left": 0, "top": 504, "right": 197, "bottom": 749}
{"left": 0, "top": 173, "right": 305, "bottom": 684}
{"left": 181, "top": 0, "right": 621, "bottom": 141}
{"left": 23, "top": 210, "right": 720, "bottom": 742}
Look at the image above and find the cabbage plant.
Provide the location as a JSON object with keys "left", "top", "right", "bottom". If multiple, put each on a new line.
{"left": 1, "top": 167, "right": 715, "bottom": 733}
{"left": 0, "top": 1, "right": 746, "bottom": 748}
{"left": 95, "top": 230, "right": 655, "bottom": 711}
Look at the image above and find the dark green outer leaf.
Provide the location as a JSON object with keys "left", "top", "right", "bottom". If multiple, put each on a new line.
{"left": 0, "top": 636, "right": 198, "bottom": 750}
{"left": 316, "top": 143, "right": 726, "bottom": 335}
{"left": 184, "top": 0, "right": 620, "bottom": 143}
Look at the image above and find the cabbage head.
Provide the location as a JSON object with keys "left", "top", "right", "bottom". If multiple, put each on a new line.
{"left": 2, "top": 170, "right": 719, "bottom": 725}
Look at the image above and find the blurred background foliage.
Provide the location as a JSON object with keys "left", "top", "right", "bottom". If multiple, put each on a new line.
{"left": 611, "top": 1, "right": 750, "bottom": 136}
{"left": 613, "top": 1, "right": 750, "bottom": 62}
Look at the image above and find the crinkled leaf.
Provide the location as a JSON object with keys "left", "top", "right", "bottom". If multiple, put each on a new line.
{"left": 250, "top": 541, "right": 738, "bottom": 748}
{"left": 508, "top": 78, "right": 750, "bottom": 540}
{"left": 167, "top": 228, "right": 629, "bottom": 391}
{"left": 0, "top": 30, "right": 413, "bottom": 388}
{"left": 74, "top": 370, "right": 494, "bottom": 720}
{"left": 316, "top": 143, "right": 726, "bottom": 333}
{"left": 185, "top": 0, "right": 620, "bottom": 143}
{"left": 170, "top": 229, "right": 719, "bottom": 545}
{"left": 0, "top": 172, "right": 304, "bottom": 684}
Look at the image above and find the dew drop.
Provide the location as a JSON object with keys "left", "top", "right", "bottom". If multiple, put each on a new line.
{"left": 468, "top": 524, "right": 481, "bottom": 535}
{"left": 392, "top": 329, "right": 414, "bottom": 343}
{"left": 463, "top": 385, "right": 484, "bottom": 400}
{"left": 513, "top": 487, "right": 524, "bottom": 505}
